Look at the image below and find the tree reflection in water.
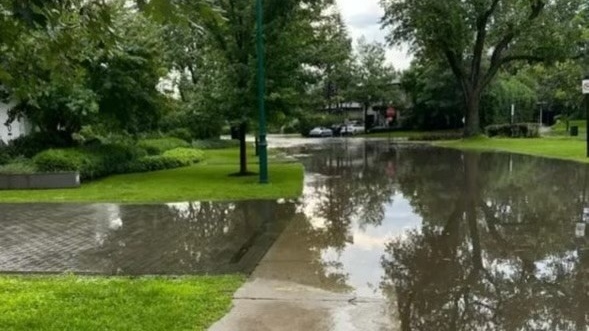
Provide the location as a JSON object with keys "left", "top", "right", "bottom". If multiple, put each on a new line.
{"left": 381, "top": 149, "right": 589, "bottom": 331}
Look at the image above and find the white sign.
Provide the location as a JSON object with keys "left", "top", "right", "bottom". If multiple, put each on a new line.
{"left": 583, "top": 80, "right": 589, "bottom": 95}
{"left": 576, "top": 223, "right": 586, "bottom": 238}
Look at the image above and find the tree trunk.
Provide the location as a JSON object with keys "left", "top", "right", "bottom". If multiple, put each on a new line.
{"left": 239, "top": 121, "right": 248, "bottom": 175}
{"left": 464, "top": 152, "right": 483, "bottom": 270}
{"left": 464, "top": 92, "right": 482, "bottom": 137}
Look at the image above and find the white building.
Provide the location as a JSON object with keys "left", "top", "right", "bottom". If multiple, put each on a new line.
{"left": 0, "top": 101, "right": 31, "bottom": 144}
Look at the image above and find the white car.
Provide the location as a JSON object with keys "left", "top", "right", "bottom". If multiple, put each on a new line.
{"left": 341, "top": 124, "right": 365, "bottom": 136}
{"left": 309, "top": 127, "right": 333, "bottom": 137}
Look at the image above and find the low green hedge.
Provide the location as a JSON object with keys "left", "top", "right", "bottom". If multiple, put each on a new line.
{"left": 33, "top": 144, "right": 204, "bottom": 181}
{"left": 126, "top": 155, "right": 187, "bottom": 173}
{"left": 138, "top": 138, "right": 190, "bottom": 155}
{"left": 163, "top": 148, "right": 204, "bottom": 164}
{"left": 192, "top": 139, "right": 240, "bottom": 150}
{"left": 485, "top": 123, "right": 540, "bottom": 138}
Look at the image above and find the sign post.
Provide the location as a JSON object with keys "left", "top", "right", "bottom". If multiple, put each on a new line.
{"left": 256, "top": 0, "right": 268, "bottom": 184}
{"left": 583, "top": 78, "right": 589, "bottom": 157}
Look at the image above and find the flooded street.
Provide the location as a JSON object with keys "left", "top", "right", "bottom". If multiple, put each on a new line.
{"left": 3, "top": 138, "right": 589, "bottom": 329}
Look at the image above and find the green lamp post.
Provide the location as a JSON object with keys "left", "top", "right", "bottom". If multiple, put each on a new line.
{"left": 256, "top": 0, "right": 268, "bottom": 184}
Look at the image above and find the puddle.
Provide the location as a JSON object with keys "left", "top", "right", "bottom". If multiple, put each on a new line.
{"left": 3, "top": 139, "right": 589, "bottom": 328}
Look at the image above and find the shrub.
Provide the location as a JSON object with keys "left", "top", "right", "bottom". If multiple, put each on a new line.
{"left": 87, "top": 144, "right": 148, "bottom": 176}
{"left": 485, "top": 123, "right": 540, "bottom": 138}
{"left": 126, "top": 155, "right": 186, "bottom": 173}
{"left": 166, "top": 128, "right": 193, "bottom": 143}
{"left": 34, "top": 149, "right": 94, "bottom": 176}
{"left": 192, "top": 139, "right": 240, "bottom": 150}
{"left": 0, "top": 149, "right": 10, "bottom": 165}
{"left": 6, "top": 132, "right": 71, "bottom": 158}
{"left": 138, "top": 138, "right": 190, "bottom": 155}
{"left": 163, "top": 148, "right": 204, "bottom": 164}
{"left": 0, "top": 160, "right": 38, "bottom": 175}
{"left": 34, "top": 144, "right": 147, "bottom": 180}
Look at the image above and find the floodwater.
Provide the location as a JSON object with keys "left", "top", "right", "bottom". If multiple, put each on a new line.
{"left": 2, "top": 138, "right": 589, "bottom": 329}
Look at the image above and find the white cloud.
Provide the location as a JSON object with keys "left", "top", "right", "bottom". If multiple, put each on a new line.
{"left": 335, "top": 0, "right": 413, "bottom": 71}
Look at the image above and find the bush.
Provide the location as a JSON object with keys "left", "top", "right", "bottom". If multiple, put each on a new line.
{"left": 0, "top": 160, "right": 38, "bottom": 175}
{"left": 6, "top": 132, "right": 71, "bottom": 158}
{"left": 0, "top": 149, "right": 10, "bottom": 165}
{"left": 126, "top": 155, "right": 186, "bottom": 173}
{"left": 34, "top": 144, "right": 147, "bottom": 180}
{"left": 166, "top": 128, "right": 193, "bottom": 143}
{"left": 34, "top": 149, "right": 95, "bottom": 176}
{"left": 137, "top": 138, "right": 190, "bottom": 155}
{"left": 192, "top": 139, "right": 240, "bottom": 150}
{"left": 163, "top": 148, "right": 204, "bottom": 164}
{"left": 485, "top": 123, "right": 540, "bottom": 138}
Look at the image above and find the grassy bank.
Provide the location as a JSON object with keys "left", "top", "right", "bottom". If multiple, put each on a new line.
{"left": 0, "top": 148, "right": 304, "bottom": 203}
{"left": 438, "top": 137, "right": 589, "bottom": 163}
{"left": 0, "top": 275, "right": 243, "bottom": 331}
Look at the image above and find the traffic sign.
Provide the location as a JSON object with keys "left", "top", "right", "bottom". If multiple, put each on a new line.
{"left": 386, "top": 107, "right": 396, "bottom": 118}
{"left": 583, "top": 80, "right": 589, "bottom": 94}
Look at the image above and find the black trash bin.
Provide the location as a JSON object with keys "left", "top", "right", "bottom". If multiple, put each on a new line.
{"left": 571, "top": 126, "right": 579, "bottom": 136}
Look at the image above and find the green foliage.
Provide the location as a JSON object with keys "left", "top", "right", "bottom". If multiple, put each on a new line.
{"left": 166, "top": 128, "right": 193, "bottom": 142}
{"left": 381, "top": 0, "right": 587, "bottom": 136}
{"left": 481, "top": 73, "right": 538, "bottom": 126}
{"left": 137, "top": 138, "right": 190, "bottom": 156}
{"left": 485, "top": 123, "right": 540, "bottom": 138}
{"left": 34, "top": 149, "right": 91, "bottom": 174}
{"left": 349, "top": 38, "right": 399, "bottom": 113}
{"left": 192, "top": 139, "right": 240, "bottom": 150}
{"left": 401, "top": 62, "right": 464, "bottom": 130}
{"left": 129, "top": 155, "right": 187, "bottom": 173}
{"left": 160, "top": 110, "right": 223, "bottom": 140}
{"left": 5, "top": 132, "right": 71, "bottom": 158}
{"left": 0, "top": 148, "right": 305, "bottom": 203}
{"left": 0, "top": 275, "right": 243, "bottom": 331}
{"left": 0, "top": 149, "right": 10, "bottom": 165}
{"left": 33, "top": 144, "right": 148, "bottom": 180}
{"left": 0, "top": 160, "right": 38, "bottom": 175}
{"left": 163, "top": 148, "right": 204, "bottom": 164}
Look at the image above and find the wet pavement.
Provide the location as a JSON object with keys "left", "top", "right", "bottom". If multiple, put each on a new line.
{"left": 0, "top": 201, "right": 296, "bottom": 275}
{"left": 3, "top": 138, "right": 589, "bottom": 330}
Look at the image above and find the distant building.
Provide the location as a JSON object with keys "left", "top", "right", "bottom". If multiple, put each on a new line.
{"left": 324, "top": 102, "right": 397, "bottom": 129}
{"left": 0, "top": 101, "right": 31, "bottom": 144}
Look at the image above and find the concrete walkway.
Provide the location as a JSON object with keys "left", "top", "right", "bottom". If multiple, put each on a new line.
{"left": 209, "top": 216, "right": 400, "bottom": 331}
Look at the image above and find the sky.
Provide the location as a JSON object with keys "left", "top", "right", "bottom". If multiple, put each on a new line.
{"left": 335, "top": 0, "right": 413, "bottom": 71}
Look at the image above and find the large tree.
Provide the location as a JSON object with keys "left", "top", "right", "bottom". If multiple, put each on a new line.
{"left": 381, "top": 0, "right": 587, "bottom": 136}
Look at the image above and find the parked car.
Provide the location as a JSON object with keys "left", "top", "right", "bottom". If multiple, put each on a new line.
{"left": 341, "top": 124, "right": 365, "bottom": 136}
{"left": 309, "top": 127, "right": 334, "bottom": 137}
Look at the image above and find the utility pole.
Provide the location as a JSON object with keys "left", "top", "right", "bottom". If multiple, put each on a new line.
{"left": 256, "top": 0, "right": 268, "bottom": 183}
{"left": 583, "top": 75, "right": 589, "bottom": 157}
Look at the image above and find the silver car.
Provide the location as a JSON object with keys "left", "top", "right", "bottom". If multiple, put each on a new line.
{"left": 309, "top": 127, "right": 334, "bottom": 137}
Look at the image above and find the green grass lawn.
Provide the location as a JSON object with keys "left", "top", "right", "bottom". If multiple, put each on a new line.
{"left": 438, "top": 136, "right": 589, "bottom": 163}
{"left": 0, "top": 148, "right": 304, "bottom": 203}
{"left": 550, "top": 119, "right": 586, "bottom": 136}
{"left": 0, "top": 275, "right": 243, "bottom": 331}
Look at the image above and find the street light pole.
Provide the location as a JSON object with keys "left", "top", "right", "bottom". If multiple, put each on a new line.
{"left": 256, "top": 0, "right": 268, "bottom": 183}
{"left": 584, "top": 75, "right": 589, "bottom": 157}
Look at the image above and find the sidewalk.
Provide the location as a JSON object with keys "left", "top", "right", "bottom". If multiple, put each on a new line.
{"left": 209, "top": 216, "right": 399, "bottom": 331}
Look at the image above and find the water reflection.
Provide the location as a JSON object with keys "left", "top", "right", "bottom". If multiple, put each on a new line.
{"left": 0, "top": 200, "right": 295, "bottom": 275}
{"left": 266, "top": 141, "right": 589, "bottom": 329}
{"left": 378, "top": 149, "right": 589, "bottom": 330}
